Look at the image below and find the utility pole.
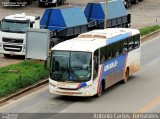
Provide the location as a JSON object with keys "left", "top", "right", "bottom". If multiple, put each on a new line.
{"left": 104, "top": 0, "right": 108, "bottom": 29}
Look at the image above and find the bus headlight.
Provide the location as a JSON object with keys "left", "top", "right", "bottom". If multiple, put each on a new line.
{"left": 82, "top": 84, "right": 92, "bottom": 89}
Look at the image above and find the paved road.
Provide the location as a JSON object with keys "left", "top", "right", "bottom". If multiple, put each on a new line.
{"left": 0, "top": 35, "right": 160, "bottom": 116}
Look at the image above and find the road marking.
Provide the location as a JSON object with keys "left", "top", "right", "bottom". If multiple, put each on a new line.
{"left": 136, "top": 96, "right": 160, "bottom": 113}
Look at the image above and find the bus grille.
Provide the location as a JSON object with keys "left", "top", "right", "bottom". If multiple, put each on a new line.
{"left": 58, "top": 87, "right": 78, "bottom": 90}
{"left": 2, "top": 38, "right": 23, "bottom": 43}
{"left": 3, "top": 45, "right": 22, "bottom": 52}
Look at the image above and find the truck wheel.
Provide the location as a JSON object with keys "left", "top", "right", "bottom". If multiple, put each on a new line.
{"left": 128, "top": 1, "right": 131, "bottom": 7}
{"left": 126, "top": 1, "right": 131, "bottom": 8}
{"left": 134, "top": 0, "right": 139, "bottom": 4}
{"left": 60, "top": 0, "right": 65, "bottom": 5}
{"left": 39, "top": 2, "right": 43, "bottom": 7}
{"left": 3, "top": 54, "right": 11, "bottom": 58}
{"left": 54, "top": 2, "right": 58, "bottom": 7}
{"left": 27, "top": 0, "right": 32, "bottom": 5}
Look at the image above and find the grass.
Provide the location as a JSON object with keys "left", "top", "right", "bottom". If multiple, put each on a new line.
{"left": 0, "top": 61, "right": 49, "bottom": 97}
{"left": 139, "top": 25, "right": 160, "bottom": 37}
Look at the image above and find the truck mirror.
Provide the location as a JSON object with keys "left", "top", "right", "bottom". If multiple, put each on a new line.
{"left": 35, "top": 16, "right": 40, "bottom": 20}
{"left": 30, "top": 22, "right": 34, "bottom": 28}
{"left": 45, "top": 56, "right": 51, "bottom": 70}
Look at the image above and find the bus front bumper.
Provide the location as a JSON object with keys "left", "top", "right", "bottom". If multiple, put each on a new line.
{"left": 49, "top": 82, "right": 96, "bottom": 97}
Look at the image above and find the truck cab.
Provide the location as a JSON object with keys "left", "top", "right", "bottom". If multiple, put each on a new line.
{"left": 0, "top": 13, "right": 40, "bottom": 57}
{"left": 38, "top": 0, "right": 66, "bottom": 7}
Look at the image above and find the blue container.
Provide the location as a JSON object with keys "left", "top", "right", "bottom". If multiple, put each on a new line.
{"left": 40, "top": 7, "right": 88, "bottom": 31}
{"left": 84, "top": 0, "right": 128, "bottom": 24}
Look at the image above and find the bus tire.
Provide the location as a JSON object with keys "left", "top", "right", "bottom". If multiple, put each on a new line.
{"left": 95, "top": 80, "right": 105, "bottom": 97}
{"left": 122, "top": 69, "right": 129, "bottom": 84}
{"left": 96, "top": 84, "right": 102, "bottom": 97}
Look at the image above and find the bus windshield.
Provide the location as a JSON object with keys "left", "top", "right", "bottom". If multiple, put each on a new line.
{"left": 50, "top": 51, "right": 92, "bottom": 82}
{"left": 1, "top": 20, "right": 29, "bottom": 33}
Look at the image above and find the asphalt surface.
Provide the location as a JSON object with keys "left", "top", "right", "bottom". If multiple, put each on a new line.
{"left": 0, "top": 35, "right": 160, "bottom": 116}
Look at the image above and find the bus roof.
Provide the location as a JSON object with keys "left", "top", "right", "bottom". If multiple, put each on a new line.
{"left": 52, "top": 28, "right": 140, "bottom": 52}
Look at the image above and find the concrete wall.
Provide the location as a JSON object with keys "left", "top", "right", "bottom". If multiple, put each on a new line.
{"left": 67, "top": 0, "right": 106, "bottom": 5}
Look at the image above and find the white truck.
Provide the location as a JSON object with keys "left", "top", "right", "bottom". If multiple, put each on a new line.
{"left": 123, "top": 0, "right": 143, "bottom": 8}
{"left": 0, "top": 13, "right": 40, "bottom": 57}
{"left": 38, "top": 0, "right": 66, "bottom": 7}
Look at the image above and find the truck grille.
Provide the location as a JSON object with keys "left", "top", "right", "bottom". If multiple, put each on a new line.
{"left": 2, "top": 38, "right": 23, "bottom": 43}
{"left": 3, "top": 45, "right": 22, "bottom": 52}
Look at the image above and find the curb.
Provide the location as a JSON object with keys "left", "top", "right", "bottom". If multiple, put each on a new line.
{"left": 141, "top": 29, "right": 160, "bottom": 42}
{"left": 0, "top": 29, "right": 160, "bottom": 105}
{"left": 0, "top": 79, "right": 48, "bottom": 104}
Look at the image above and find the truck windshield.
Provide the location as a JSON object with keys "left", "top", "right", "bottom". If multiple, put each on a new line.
{"left": 50, "top": 51, "right": 92, "bottom": 83}
{"left": 1, "top": 20, "right": 29, "bottom": 33}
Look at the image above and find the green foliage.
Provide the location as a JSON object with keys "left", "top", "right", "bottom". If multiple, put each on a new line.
{"left": 140, "top": 25, "right": 160, "bottom": 36}
{"left": 0, "top": 61, "right": 49, "bottom": 97}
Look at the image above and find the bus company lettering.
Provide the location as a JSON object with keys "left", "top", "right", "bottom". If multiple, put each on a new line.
{"left": 104, "top": 61, "right": 118, "bottom": 72}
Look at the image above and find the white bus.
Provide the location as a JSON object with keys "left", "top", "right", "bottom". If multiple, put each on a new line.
{"left": 48, "top": 28, "right": 140, "bottom": 97}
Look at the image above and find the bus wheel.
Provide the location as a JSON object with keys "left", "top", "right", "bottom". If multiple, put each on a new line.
{"left": 123, "top": 69, "right": 129, "bottom": 83}
{"left": 95, "top": 84, "right": 102, "bottom": 97}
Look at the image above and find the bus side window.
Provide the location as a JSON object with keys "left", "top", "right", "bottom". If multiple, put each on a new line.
{"left": 114, "top": 42, "right": 120, "bottom": 57}
{"left": 107, "top": 52, "right": 112, "bottom": 60}
{"left": 128, "top": 37, "right": 134, "bottom": 51}
{"left": 134, "top": 34, "right": 140, "bottom": 49}
{"left": 100, "top": 46, "right": 107, "bottom": 63}
{"left": 120, "top": 39, "right": 128, "bottom": 54}
{"left": 93, "top": 50, "right": 99, "bottom": 79}
{"left": 107, "top": 45, "right": 112, "bottom": 60}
